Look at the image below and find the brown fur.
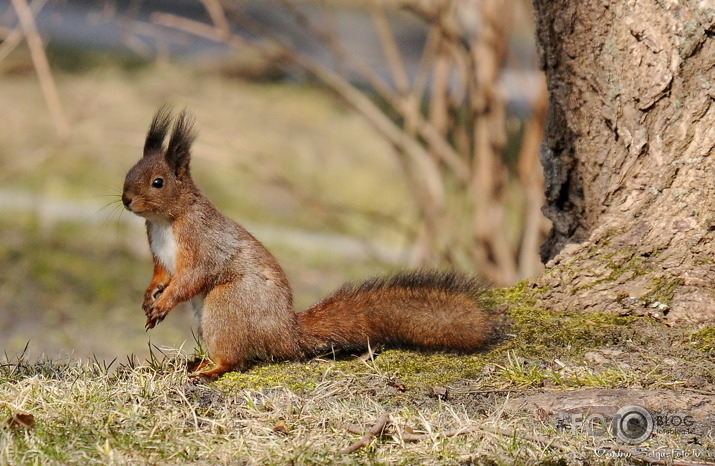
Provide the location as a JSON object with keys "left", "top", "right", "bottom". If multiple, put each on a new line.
{"left": 122, "top": 107, "right": 498, "bottom": 382}
{"left": 298, "top": 272, "right": 495, "bottom": 353}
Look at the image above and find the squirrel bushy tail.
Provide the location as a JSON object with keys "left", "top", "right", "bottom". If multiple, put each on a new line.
{"left": 297, "top": 270, "right": 496, "bottom": 355}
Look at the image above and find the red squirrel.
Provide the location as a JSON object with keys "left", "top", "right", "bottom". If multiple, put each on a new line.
{"left": 122, "top": 107, "right": 498, "bottom": 381}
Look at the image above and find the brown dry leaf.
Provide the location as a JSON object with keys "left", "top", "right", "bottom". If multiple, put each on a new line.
{"left": 534, "top": 406, "right": 549, "bottom": 422}
{"left": 272, "top": 420, "right": 288, "bottom": 434}
{"left": 3, "top": 412, "right": 35, "bottom": 429}
{"left": 430, "top": 386, "right": 449, "bottom": 400}
{"left": 388, "top": 380, "right": 407, "bottom": 392}
{"left": 399, "top": 424, "right": 415, "bottom": 434}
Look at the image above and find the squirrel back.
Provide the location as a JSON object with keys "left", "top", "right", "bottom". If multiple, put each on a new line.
{"left": 122, "top": 107, "right": 499, "bottom": 382}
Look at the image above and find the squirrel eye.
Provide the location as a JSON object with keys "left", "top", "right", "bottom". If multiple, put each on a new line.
{"left": 151, "top": 178, "right": 164, "bottom": 189}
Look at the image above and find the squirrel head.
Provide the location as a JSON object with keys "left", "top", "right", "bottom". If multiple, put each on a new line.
{"left": 122, "top": 106, "right": 198, "bottom": 221}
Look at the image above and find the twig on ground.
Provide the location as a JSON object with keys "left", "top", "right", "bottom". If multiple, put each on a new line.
{"left": 341, "top": 413, "right": 390, "bottom": 454}
{"left": 399, "top": 424, "right": 480, "bottom": 442}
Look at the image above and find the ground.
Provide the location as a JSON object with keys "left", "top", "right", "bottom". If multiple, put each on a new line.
{"left": 3, "top": 281, "right": 714, "bottom": 464}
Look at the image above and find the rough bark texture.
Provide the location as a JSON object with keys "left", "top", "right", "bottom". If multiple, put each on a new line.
{"left": 532, "top": 0, "right": 715, "bottom": 322}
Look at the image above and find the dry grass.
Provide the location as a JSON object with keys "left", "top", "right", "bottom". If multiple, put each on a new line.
{"left": 0, "top": 350, "right": 615, "bottom": 465}
{"left": 2, "top": 336, "right": 715, "bottom": 465}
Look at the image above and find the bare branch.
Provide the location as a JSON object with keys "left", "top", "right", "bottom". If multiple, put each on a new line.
{"left": 10, "top": 0, "right": 69, "bottom": 139}
{"left": 277, "top": 0, "right": 393, "bottom": 98}
{"left": 368, "top": 1, "right": 409, "bottom": 95}
{"left": 161, "top": 8, "right": 448, "bottom": 211}
{"left": 199, "top": 0, "right": 231, "bottom": 39}
{"left": 0, "top": 26, "right": 24, "bottom": 62}
{"left": 276, "top": 0, "right": 471, "bottom": 182}
{"left": 409, "top": 23, "right": 439, "bottom": 107}
{"left": 149, "top": 1, "right": 543, "bottom": 283}
{"left": 151, "top": 12, "right": 244, "bottom": 47}
{"left": 0, "top": 0, "right": 46, "bottom": 63}
{"left": 516, "top": 77, "right": 548, "bottom": 279}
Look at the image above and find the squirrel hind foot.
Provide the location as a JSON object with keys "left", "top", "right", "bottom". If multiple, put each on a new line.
{"left": 187, "top": 358, "right": 244, "bottom": 383}
{"left": 186, "top": 357, "right": 211, "bottom": 373}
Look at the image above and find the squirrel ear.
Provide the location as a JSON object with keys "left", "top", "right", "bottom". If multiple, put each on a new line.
{"left": 165, "top": 109, "right": 197, "bottom": 180}
{"left": 144, "top": 105, "right": 173, "bottom": 158}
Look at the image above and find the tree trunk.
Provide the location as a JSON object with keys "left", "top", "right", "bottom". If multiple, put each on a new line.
{"left": 532, "top": 0, "right": 715, "bottom": 322}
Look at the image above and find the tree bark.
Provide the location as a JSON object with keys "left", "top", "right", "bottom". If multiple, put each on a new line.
{"left": 532, "top": 0, "right": 715, "bottom": 322}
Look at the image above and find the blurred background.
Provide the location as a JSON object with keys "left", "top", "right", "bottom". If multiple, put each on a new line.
{"left": 0, "top": 0, "right": 548, "bottom": 364}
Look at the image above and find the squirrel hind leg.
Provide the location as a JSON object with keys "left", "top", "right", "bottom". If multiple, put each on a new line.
{"left": 186, "top": 357, "right": 211, "bottom": 373}
{"left": 188, "top": 357, "right": 244, "bottom": 383}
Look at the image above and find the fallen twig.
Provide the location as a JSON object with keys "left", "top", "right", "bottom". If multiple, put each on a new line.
{"left": 341, "top": 413, "right": 390, "bottom": 454}
{"left": 399, "top": 425, "right": 480, "bottom": 442}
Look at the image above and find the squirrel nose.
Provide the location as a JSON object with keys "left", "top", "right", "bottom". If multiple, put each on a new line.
{"left": 122, "top": 194, "right": 132, "bottom": 208}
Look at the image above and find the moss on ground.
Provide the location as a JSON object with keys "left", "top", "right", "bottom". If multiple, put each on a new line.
{"left": 691, "top": 325, "right": 715, "bottom": 354}
{"left": 483, "top": 281, "right": 633, "bottom": 360}
{"left": 218, "top": 360, "right": 334, "bottom": 392}
{"left": 216, "top": 351, "right": 488, "bottom": 393}
{"left": 643, "top": 276, "right": 683, "bottom": 306}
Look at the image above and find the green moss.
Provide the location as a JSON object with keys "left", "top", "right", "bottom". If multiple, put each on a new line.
{"left": 497, "top": 306, "right": 631, "bottom": 359}
{"left": 548, "top": 226, "right": 681, "bottom": 304}
{"left": 214, "top": 350, "right": 490, "bottom": 393}
{"left": 374, "top": 350, "right": 486, "bottom": 387}
{"left": 607, "top": 254, "right": 647, "bottom": 280}
{"left": 489, "top": 350, "right": 640, "bottom": 389}
{"left": 599, "top": 226, "right": 626, "bottom": 248}
{"left": 691, "top": 326, "right": 715, "bottom": 354}
{"left": 482, "top": 279, "right": 534, "bottom": 307}
{"left": 693, "top": 257, "right": 715, "bottom": 266}
{"left": 583, "top": 249, "right": 649, "bottom": 292}
{"left": 483, "top": 281, "right": 633, "bottom": 362}
{"left": 643, "top": 276, "right": 682, "bottom": 306}
{"left": 216, "top": 360, "right": 329, "bottom": 392}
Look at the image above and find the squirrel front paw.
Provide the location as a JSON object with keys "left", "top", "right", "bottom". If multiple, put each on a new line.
{"left": 142, "top": 284, "right": 165, "bottom": 314}
{"left": 145, "top": 307, "right": 167, "bottom": 330}
{"left": 145, "top": 316, "right": 161, "bottom": 330}
{"left": 144, "top": 295, "right": 172, "bottom": 330}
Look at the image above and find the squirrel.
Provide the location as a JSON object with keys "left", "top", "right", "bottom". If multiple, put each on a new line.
{"left": 122, "top": 107, "right": 499, "bottom": 381}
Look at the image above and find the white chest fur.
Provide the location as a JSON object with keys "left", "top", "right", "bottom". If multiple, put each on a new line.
{"left": 148, "top": 221, "right": 177, "bottom": 275}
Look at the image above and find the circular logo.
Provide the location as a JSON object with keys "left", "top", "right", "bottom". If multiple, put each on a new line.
{"left": 612, "top": 405, "right": 654, "bottom": 445}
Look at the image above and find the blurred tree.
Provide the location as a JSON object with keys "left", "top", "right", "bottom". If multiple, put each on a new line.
{"left": 152, "top": 0, "right": 547, "bottom": 286}
{"left": 533, "top": 0, "right": 715, "bottom": 322}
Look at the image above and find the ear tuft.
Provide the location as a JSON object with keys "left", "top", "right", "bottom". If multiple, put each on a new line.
{"left": 144, "top": 105, "right": 173, "bottom": 157}
{"left": 166, "top": 109, "right": 198, "bottom": 180}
